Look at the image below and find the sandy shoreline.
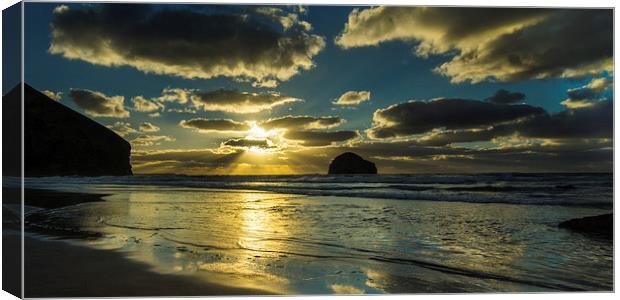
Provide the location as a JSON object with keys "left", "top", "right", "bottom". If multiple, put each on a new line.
{"left": 4, "top": 232, "right": 274, "bottom": 297}
{"left": 5, "top": 182, "right": 613, "bottom": 295}
{"left": 2, "top": 188, "right": 272, "bottom": 297}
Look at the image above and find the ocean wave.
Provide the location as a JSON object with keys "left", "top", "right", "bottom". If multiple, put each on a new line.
{"left": 7, "top": 173, "right": 613, "bottom": 208}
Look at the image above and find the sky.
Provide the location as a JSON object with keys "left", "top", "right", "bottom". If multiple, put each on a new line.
{"left": 14, "top": 3, "right": 614, "bottom": 175}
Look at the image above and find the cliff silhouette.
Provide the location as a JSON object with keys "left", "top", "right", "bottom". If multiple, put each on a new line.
{"left": 2, "top": 83, "right": 132, "bottom": 177}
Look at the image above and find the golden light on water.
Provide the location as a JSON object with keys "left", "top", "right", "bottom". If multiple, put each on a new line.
{"left": 192, "top": 191, "right": 293, "bottom": 293}
{"left": 85, "top": 190, "right": 295, "bottom": 293}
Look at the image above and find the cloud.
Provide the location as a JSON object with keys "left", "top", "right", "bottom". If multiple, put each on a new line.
{"left": 560, "top": 99, "right": 598, "bottom": 109}
{"left": 333, "top": 90, "right": 371, "bottom": 105}
{"left": 336, "top": 7, "right": 547, "bottom": 52}
{"left": 336, "top": 7, "right": 612, "bottom": 83}
{"left": 180, "top": 118, "right": 251, "bottom": 132}
{"left": 561, "top": 77, "right": 612, "bottom": 109}
{"left": 42, "top": 90, "right": 62, "bottom": 101}
{"left": 190, "top": 89, "right": 302, "bottom": 113}
{"left": 130, "top": 148, "right": 244, "bottom": 175}
{"left": 129, "top": 96, "right": 612, "bottom": 174}
{"left": 283, "top": 130, "right": 360, "bottom": 146}
{"left": 291, "top": 138, "right": 611, "bottom": 174}
{"left": 507, "top": 99, "right": 612, "bottom": 139}
{"left": 585, "top": 77, "right": 613, "bottom": 93}
{"left": 560, "top": 99, "right": 600, "bottom": 109}
{"left": 485, "top": 89, "right": 526, "bottom": 104}
{"left": 367, "top": 98, "right": 545, "bottom": 139}
{"left": 49, "top": 4, "right": 325, "bottom": 86}
{"left": 68, "top": 89, "right": 130, "bottom": 118}
{"left": 130, "top": 135, "right": 175, "bottom": 147}
{"left": 139, "top": 122, "right": 160, "bottom": 132}
{"left": 53, "top": 5, "right": 68, "bottom": 14}
{"left": 149, "top": 88, "right": 302, "bottom": 113}
{"left": 221, "top": 137, "right": 277, "bottom": 150}
{"left": 260, "top": 115, "right": 345, "bottom": 130}
{"left": 567, "top": 78, "right": 612, "bottom": 100}
{"left": 131, "top": 137, "right": 611, "bottom": 175}
{"left": 109, "top": 121, "right": 162, "bottom": 138}
{"left": 252, "top": 79, "right": 279, "bottom": 88}
{"left": 416, "top": 129, "right": 500, "bottom": 147}
{"left": 148, "top": 112, "right": 161, "bottom": 118}
{"left": 253, "top": 6, "right": 312, "bottom": 31}
{"left": 106, "top": 122, "right": 138, "bottom": 137}
{"left": 155, "top": 88, "right": 192, "bottom": 104}
{"left": 132, "top": 96, "right": 164, "bottom": 112}
{"left": 415, "top": 99, "right": 612, "bottom": 146}
{"left": 167, "top": 108, "right": 197, "bottom": 114}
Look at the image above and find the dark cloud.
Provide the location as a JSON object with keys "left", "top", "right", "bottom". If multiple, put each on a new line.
{"left": 437, "top": 10, "right": 613, "bottom": 83}
{"left": 222, "top": 138, "right": 276, "bottom": 150}
{"left": 289, "top": 139, "right": 611, "bottom": 173}
{"left": 417, "top": 130, "right": 501, "bottom": 147}
{"left": 367, "top": 98, "right": 545, "bottom": 139}
{"left": 506, "top": 99, "right": 612, "bottom": 139}
{"left": 260, "top": 115, "right": 344, "bottom": 130}
{"left": 337, "top": 7, "right": 612, "bottom": 83}
{"left": 69, "top": 89, "right": 130, "bottom": 118}
{"left": 49, "top": 4, "right": 325, "bottom": 86}
{"left": 567, "top": 87, "right": 599, "bottom": 101}
{"left": 283, "top": 130, "right": 360, "bottom": 146}
{"left": 180, "top": 118, "right": 251, "bottom": 132}
{"left": 561, "top": 77, "right": 612, "bottom": 108}
{"left": 416, "top": 99, "right": 612, "bottom": 146}
{"left": 336, "top": 7, "right": 546, "bottom": 50}
{"left": 485, "top": 89, "right": 526, "bottom": 104}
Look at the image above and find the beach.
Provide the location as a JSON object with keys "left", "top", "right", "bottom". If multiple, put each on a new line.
{"left": 5, "top": 173, "right": 615, "bottom": 295}
{"left": 5, "top": 2, "right": 614, "bottom": 297}
{"left": 3, "top": 189, "right": 272, "bottom": 297}
{"left": 3, "top": 232, "right": 270, "bottom": 297}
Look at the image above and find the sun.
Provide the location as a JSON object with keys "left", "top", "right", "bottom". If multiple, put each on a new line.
{"left": 243, "top": 123, "right": 279, "bottom": 154}
{"left": 246, "top": 124, "right": 270, "bottom": 140}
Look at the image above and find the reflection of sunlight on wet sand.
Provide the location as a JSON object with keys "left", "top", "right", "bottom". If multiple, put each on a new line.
{"left": 75, "top": 190, "right": 294, "bottom": 294}
{"left": 329, "top": 284, "right": 365, "bottom": 294}
{"left": 53, "top": 185, "right": 605, "bottom": 294}
{"left": 364, "top": 269, "right": 387, "bottom": 292}
{"left": 236, "top": 192, "right": 292, "bottom": 290}
{"left": 423, "top": 203, "right": 528, "bottom": 277}
{"left": 172, "top": 191, "right": 293, "bottom": 293}
{"left": 239, "top": 192, "right": 291, "bottom": 248}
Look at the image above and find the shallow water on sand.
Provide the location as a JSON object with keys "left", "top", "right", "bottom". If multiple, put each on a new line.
{"left": 24, "top": 184, "right": 612, "bottom": 294}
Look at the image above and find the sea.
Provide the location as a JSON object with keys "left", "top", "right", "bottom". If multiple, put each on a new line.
{"left": 8, "top": 173, "right": 615, "bottom": 293}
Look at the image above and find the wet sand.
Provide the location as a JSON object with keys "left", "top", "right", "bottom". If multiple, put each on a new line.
{"left": 4, "top": 187, "right": 109, "bottom": 208}
{"left": 7, "top": 183, "right": 614, "bottom": 294}
{"left": 4, "top": 188, "right": 270, "bottom": 297}
{"left": 6, "top": 232, "right": 273, "bottom": 297}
